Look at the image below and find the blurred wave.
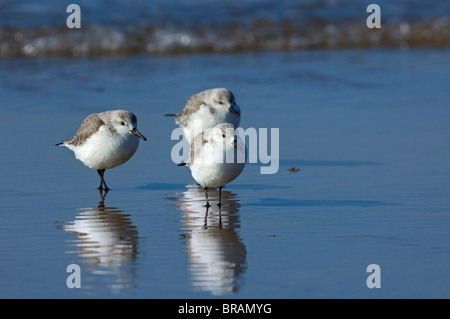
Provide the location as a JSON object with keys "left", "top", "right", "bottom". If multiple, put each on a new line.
{"left": 0, "top": 0, "right": 449, "bottom": 57}
{"left": 1, "top": 18, "right": 448, "bottom": 57}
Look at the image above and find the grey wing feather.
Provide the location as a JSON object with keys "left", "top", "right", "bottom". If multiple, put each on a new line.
{"left": 64, "top": 113, "right": 105, "bottom": 146}
{"left": 188, "top": 131, "right": 207, "bottom": 165}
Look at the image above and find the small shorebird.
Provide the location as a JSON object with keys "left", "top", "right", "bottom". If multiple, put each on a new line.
{"left": 165, "top": 88, "right": 241, "bottom": 144}
{"left": 179, "top": 123, "right": 245, "bottom": 207}
{"left": 56, "top": 110, "right": 147, "bottom": 190}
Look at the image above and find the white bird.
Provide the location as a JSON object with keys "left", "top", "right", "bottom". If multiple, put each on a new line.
{"left": 56, "top": 110, "right": 147, "bottom": 190}
{"left": 166, "top": 88, "right": 241, "bottom": 144}
{"left": 179, "top": 123, "right": 245, "bottom": 207}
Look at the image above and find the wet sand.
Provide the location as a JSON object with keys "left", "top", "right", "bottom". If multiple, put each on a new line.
{"left": 0, "top": 48, "right": 449, "bottom": 298}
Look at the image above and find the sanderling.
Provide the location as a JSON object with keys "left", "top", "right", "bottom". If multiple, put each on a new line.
{"left": 165, "top": 88, "right": 241, "bottom": 143}
{"left": 178, "top": 123, "right": 245, "bottom": 207}
{"left": 56, "top": 110, "right": 147, "bottom": 190}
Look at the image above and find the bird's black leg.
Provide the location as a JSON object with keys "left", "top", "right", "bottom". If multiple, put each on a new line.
{"left": 97, "top": 169, "right": 109, "bottom": 191}
{"left": 204, "top": 187, "right": 210, "bottom": 207}
{"left": 97, "top": 170, "right": 103, "bottom": 189}
{"left": 218, "top": 186, "right": 223, "bottom": 207}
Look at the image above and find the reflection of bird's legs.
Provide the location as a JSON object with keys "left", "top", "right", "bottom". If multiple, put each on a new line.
{"left": 204, "top": 205, "right": 209, "bottom": 227}
{"left": 218, "top": 204, "right": 222, "bottom": 229}
{"left": 204, "top": 187, "right": 210, "bottom": 207}
{"left": 98, "top": 188, "right": 108, "bottom": 207}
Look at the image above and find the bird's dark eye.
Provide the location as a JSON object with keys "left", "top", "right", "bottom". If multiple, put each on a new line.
{"left": 120, "top": 121, "right": 125, "bottom": 126}
{"left": 222, "top": 134, "right": 225, "bottom": 138}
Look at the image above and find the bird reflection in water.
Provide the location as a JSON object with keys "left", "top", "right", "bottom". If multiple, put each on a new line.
{"left": 63, "top": 189, "right": 139, "bottom": 294}
{"left": 174, "top": 185, "right": 247, "bottom": 295}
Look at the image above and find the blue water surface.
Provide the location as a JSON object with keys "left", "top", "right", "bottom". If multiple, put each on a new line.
{"left": 0, "top": 46, "right": 449, "bottom": 298}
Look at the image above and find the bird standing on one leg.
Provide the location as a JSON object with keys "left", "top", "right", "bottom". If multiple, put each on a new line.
{"left": 56, "top": 110, "right": 147, "bottom": 190}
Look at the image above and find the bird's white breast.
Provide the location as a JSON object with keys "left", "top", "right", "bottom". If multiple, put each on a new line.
{"left": 72, "top": 126, "right": 140, "bottom": 170}
{"left": 189, "top": 141, "right": 245, "bottom": 188}
{"left": 182, "top": 106, "right": 240, "bottom": 143}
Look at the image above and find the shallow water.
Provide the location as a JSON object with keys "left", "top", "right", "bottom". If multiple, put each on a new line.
{"left": 0, "top": 46, "right": 449, "bottom": 298}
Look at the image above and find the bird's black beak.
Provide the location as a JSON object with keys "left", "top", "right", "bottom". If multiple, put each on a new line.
{"left": 233, "top": 138, "right": 245, "bottom": 153}
{"left": 229, "top": 103, "right": 240, "bottom": 116}
{"left": 132, "top": 128, "right": 147, "bottom": 141}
